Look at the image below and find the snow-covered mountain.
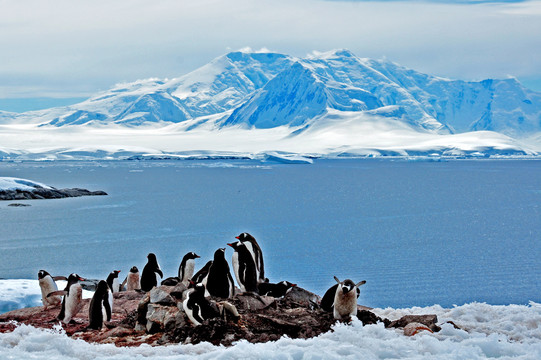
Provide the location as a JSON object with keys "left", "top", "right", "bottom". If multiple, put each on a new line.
{"left": 1, "top": 49, "right": 540, "bottom": 159}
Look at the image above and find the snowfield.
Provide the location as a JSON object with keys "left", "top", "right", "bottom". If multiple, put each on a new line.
{"left": 0, "top": 280, "right": 539, "bottom": 359}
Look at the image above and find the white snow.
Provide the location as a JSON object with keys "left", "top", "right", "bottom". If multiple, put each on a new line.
{"left": 0, "top": 280, "right": 540, "bottom": 360}
{"left": 0, "top": 177, "right": 53, "bottom": 191}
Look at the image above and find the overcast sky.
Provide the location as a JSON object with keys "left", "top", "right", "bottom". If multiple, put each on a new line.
{"left": 1, "top": 0, "right": 540, "bottom": 109}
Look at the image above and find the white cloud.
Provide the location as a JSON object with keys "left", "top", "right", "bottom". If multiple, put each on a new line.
{"left": 1, "top": 0, "right": 540, "bottom": 98}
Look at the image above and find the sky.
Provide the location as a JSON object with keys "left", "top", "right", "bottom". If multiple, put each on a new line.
{"left": 1, "top": 0, "right": 540, "bottom": 112}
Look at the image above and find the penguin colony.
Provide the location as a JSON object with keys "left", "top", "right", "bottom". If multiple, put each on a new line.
{"left": 39, "top": 232, "right": 366, "bottom": 329}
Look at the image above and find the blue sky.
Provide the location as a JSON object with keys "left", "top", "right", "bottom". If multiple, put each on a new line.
{"left": 1, "top": 0, "right": 540, "bottom": 112}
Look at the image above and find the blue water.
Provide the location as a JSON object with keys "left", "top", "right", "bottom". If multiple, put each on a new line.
{"left": 0, "top": 159, "right": 539, "bottom": 308}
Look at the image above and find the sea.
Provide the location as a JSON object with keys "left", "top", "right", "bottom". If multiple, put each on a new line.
{"left": 0, "top": 158, "right": 540, "bottom": 309}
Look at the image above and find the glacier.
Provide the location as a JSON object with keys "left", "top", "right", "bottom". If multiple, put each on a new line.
{"left": 0, "top": 49, "right": 540, "bottom": 159}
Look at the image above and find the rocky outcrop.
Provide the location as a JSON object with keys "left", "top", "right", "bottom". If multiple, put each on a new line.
{"left": 0, "top": 187, "right": 107, "bottom": 200}
{"left": 0, "top": 285, "right": 441, "bottom": 347}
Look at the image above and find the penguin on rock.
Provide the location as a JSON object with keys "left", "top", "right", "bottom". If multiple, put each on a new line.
{"left": 182, "top": 283, "right": 219, "bottom": 326}
{"left": 48, "top": 273, "right": 85, "bottom": 324}
{"left": 235, "top": 232, "right": 265, "bottom": 283}
{"left": 204, "top": 248, "right": 235, "bottom": 298}
{"left": 191, "top": 260, "right": 213, "bottom": 285}
{"left": 88, "top": 280, "right": 112, "bottom": 330}
{"left": 106, "top": 270, "right": 121, "bottom": 293}
{"left": 121, "top": 266, "right": 140, "bottom": 291}
{"left": 258, "top": 281, "right": 297, "bottom": 297}
{"left": 321, "top": 276, "right": 366, "bottom": 321}
{"left": 37, "top": 270, "right": 66, "bottom": 309}
{"left": 178, "top": 252, "right": 200, "bottom": 285}
{"left": 227, "top": 241, "right": 258, "bottom": 293}
{"left": 141, "top": 253, "right": 163, "bottom": 292}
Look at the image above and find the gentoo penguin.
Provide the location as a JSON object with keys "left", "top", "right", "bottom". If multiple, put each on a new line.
{"left": 321, "top": 278, "right": 363, "bottom": 313}
{"left": 88, "top": 280, "right": 112, "bottom": 330}
{"left": 48, "top": 273, "right": 85, "bottom": 324}
{"left": 182, "top": 283, "right": 219, "bottom": 326}
{"left": 235, "top": 232, "right": 265, "bottom": 283}
{"left": 121, "top": 266, "right": 140, "bottom": 291}
{"left": 106, "top": 270, "right": 121, "bottom": 293}
{"left": 205, "top": 248, "right": 235, "bottom": 298}
{"left": 227, "top": 241, "right": 258, "bottom": 293}
{"left": 178, "top": 252, "right": 200, "bottom": 285}
{"left": 191, "top": 260, "right": 212, "bottom": 285}
{"left": 324, "top": 276, "right": 366, "bottom": 321}
{"left": 37, "top": 270, "right": 66, "bottom": 309}
{"left": 141, "top": 253, "right": 163, "bottom": 292}
{"left": 258, "top": 281, "right": 296, "bottom": 297}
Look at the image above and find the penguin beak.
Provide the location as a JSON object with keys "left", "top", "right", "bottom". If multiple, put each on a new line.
{"left": 235, "top": 236, "right": 240, "bottom": 240}
{"left": 227, "top": 243, "right": 234, "bottom": 247}
{"left": 78, "top": 277, "right": 86, "bottom": 281}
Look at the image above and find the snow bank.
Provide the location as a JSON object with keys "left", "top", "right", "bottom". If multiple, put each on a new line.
{"left": 0, "top": 280, "right": 540, "bottom": 359}
{"left": 0, "top": 177, "right": 53, "bottom": 191}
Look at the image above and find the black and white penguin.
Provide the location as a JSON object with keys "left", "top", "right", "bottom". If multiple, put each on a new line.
{"left": 235, "top": 232, "right": 265, "bottom": 283}
{"left": 191, "top": 260, "right": 213, "bottom": 285}
{"left": 258, "top": 281, "right": 297, "bottom": 297}
{"left": 37, "top": 270, "right": 66, "bottom": 309}
{"left": 205, "top": 248, "right": 235, "bottom": 298}
{"left": 106, "top": 270, "right": 121, "bottom": 293}
{"left": 88, "top": 280, "right": 112, "bottom": 330}
{"left": 322, "top": 276, "right": 366, "bottom": 320}
{"left": 141, "top": 253, "right": 163, "bottom": 292}
{"left": 227, "top": 241, "right": 258, "bottom": 293}
{"left": 178, "top": 252, "right": 200, "bottom": 285}
{"left": 48, "top": 273, "right": 85, "bottom": 324}
{"left": 121, "top": 266, "right": 140, "bottom": 291}
{"left": 182, "top": 283, "right": 219, "bottom": 326}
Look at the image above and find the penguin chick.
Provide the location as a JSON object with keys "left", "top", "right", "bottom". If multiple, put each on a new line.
{"left": 88, "top": 280, "right": 112, "bottom": 330}
{"left": 258, "top": 281, "right": 297, "bottom": 297}
{"left": 235, "top": 232, "right": 265, "bottom": 283}
{"left": 332, "top": 276, "right": 366, "bottom": 321}
{"left": 122, "top": 266, "right": 140, "bottom": 291}
{"left": 182, "top": 283, "right": 219, "bottom": 326}
{"left": 178, "top": 252, "right": 200, "bottom": 285}
{"left": 38, "top": 270, "right": 63, "bottom": 309}
{"left": 48, "top": 273, "right": 85, "bottom": 324}
{"left": 141, "top": 253, "right": 163, "bottom": 292}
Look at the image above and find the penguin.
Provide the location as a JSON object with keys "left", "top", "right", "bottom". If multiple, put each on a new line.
{"left": 258, "top": 281, "right": 297, "bottom": 297}
{"left": 48, "top": 273, "right": 85, "bottom": 324}
{"left": 178, "top": 252, "right": 200, "bottom": 285}
{"left": 325, "top": 276, "right": 366, "bottom": 321}
{"left": 88, "top": 280, "right": 112, "bottom": 330}
{"left": 141, "top": 253, "right": 163, "bottom": 292}
{"left": 235, "top": 232, "right": 265, "bottom": 283}
{"left": 182, "top": 283, "right": 219, "bottom": 326}
{"left": 191, "top": 260, "right": 213, "bottom": 285}
{"left": 205, "top": 248, "right": 235, "bottom": 298}
{"left": 321, "top": 278, "right": 363, "bottom": 313}
{"left": 106, "top": 270, "right": 121, "bottom": 293}
{"left": 227, "top": 241, "right": 258, "bottom": 293}
{"left": 121, "top": 266, "right": 140, "bottom": 291}
{"left": 37, "top": 270, "right": 66, "bottom": 309}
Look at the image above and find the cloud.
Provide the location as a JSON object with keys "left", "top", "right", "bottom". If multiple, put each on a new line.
{"left": 0, "top": 0, "right": 540, "bottom": 98}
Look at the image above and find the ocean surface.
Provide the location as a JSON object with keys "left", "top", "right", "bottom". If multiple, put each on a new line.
{"left": 0, "top": 159, "right": 539, "bottom": 308}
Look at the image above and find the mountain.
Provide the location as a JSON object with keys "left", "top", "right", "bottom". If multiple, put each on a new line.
{"left": 0, "top": 49, "right": 540, "bottom": 159}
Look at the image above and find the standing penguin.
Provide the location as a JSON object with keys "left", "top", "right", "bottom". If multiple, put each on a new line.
{"left": 37, "top": 270, "right": 66, "bottom": 309}
{"left": 122, "top": 266, "right": 140, "bottom": 291}
{"left": 324, "top": 276, "right": 366, "bottom": 321}
{"left": 141, "top": 253, "right": 163, "bottom": 292}
{"left": 88, "top": 280, "right": 112, "bottom": 330}
{"left": 178, "top": 252, "right": 200, "bottom": 285}
{"left": 48, "top": 273, "right": 85, "bottom": 324}
{"left": 106, "top": 270, "right": 121, "bottom": 293}
{"left": 205, "top": 248, "right": 235, "bottom": 298}
{"left": 227, "top": 241, "right": 258, "bottom": 293}
{"left": 182, "top": 283, "right": 219, "bottom": 326}
{"left": 235, "top": 232, "right": 265, "bottom": 283}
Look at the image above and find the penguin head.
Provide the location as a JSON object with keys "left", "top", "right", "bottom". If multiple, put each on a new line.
{"left": 109, "top": 270, "right": 121, "bottom": 278}
{"left": 67, "top": 273, "right": 85, "bottom": 283}
{"left": 96, "top": 280, "right": 109, "bottom": 293}
{"left": 341, "top": 279, "right": 356, "bottom": 294}
{"left": 280, "top": 281, "right": 297, "bottom": 288}
{"left": 213, "top": 248, "right": 226, "bottom": 260}
{"left": 235, "top": 232, "right": 254, "bottom": 242}
{"left": 194, "top": 283, "right": 205, "bottom": 294}
{"left": 184, "top": 252, "right": 200, "bottom": 261}
{"left": 130, "top": 266, "right": 139, "bottom": 273}
{"left": 38, "top": 270, "right": 50, "bottom": 280}
{"left": 227, "top": 242, "right": 240, "bottom": 250}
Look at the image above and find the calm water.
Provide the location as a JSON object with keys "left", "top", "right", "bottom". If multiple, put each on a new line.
{"left": 0, "top": 159, "right": 539, "bottom": 308}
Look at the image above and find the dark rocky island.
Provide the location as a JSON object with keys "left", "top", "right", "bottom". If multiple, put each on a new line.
{"left": 0, "top": 285, "right": 441, "bottom": 347}
{"left": 0, "top": 186, "right": 107, "bottom": 200}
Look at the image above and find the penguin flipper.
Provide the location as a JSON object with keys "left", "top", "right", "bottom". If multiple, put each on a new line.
{"left": 104, "top": 297, "right": 112, "bottom": 322}
{"left": 52, "top": 276, "right": 68, "bottom": 281}
{"left": 156, "top": 269, "right": 164, "bottom": 278}
{"left": 47, "top": 290, "right": 67, "bottom": 298}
